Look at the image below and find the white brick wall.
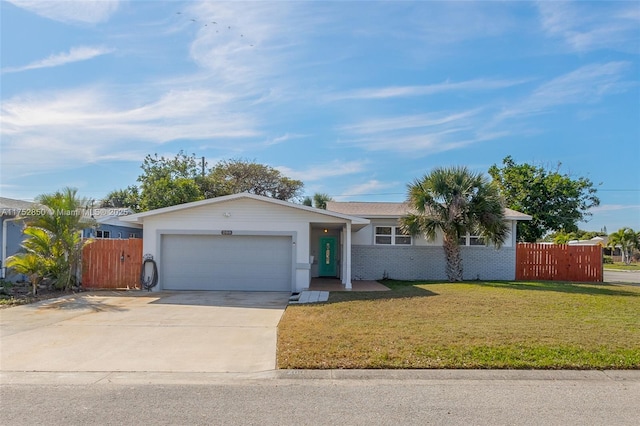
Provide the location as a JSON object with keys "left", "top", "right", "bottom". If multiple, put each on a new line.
{"left": 352, "top": 246, "right": 516, "bottom": 281}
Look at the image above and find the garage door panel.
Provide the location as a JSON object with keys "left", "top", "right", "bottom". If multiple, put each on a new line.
{"left": 161, "top": 235, "right": 292, "bottom": 291}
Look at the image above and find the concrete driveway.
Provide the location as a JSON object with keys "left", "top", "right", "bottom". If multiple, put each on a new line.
{"left": 0, "top": 291, "right": 289, "bottom": 373}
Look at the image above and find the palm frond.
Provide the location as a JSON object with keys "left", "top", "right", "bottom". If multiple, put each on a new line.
{"left": 404, "top": 166, "right": 509, "bottom": 280}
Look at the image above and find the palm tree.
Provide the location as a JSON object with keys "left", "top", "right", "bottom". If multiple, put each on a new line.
{"left": 401, "top": 166, "right": 510, "bottom": 282}
{"left": 23, "top": 188, "right": 93, "bottom": 290}
{"left": 5, "top": 228, "right": 57, "bottom": 295}
{"left": 608, "top": 227, "right": 639, "bottom": 265}
{"left": 313, "top": 193, "right": 333, "bottom": 210}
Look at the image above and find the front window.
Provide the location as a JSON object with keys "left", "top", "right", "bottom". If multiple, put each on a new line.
{"left": 375, "top": 226, "right": 412, "bottom": 245}
{"left": 394, "top": 227, "right": 412, "bottom": 245}
{"left": 459, "top": 234, "right": 486, "bottom": 246}
{"left": 96, "top": 230, "right": 111, "bottom": 238}
{"left": 469, "top": 236, "right": 485, "bottom": 246}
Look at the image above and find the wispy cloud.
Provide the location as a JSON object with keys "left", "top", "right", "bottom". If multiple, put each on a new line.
{"left": 537, "top": 1, "right": 640, "bottom": 53}
{"left": 496, "top": 62, "right": 633, "bottom": 120}
{"left": 277, "top": 160, "right": 368, "bottom": 182}
{"left": 2, "top": 46, "right": 114, "bottom": 74}
{"left": 7, "top": 0, "right": 119, "bottom": 24}
{"left": 338, "top": 109, "right": 504, "bottom": 155}
{"left": 335, "top": 180, "right": 399, "bottom": 200}
{"left": 341, "top": 110, "right": 481, "bottom": 135}
{"left": 185, "top": 1, "right": 320, "bottom": 91}
{"left": 0, "top": 86, "right": 260, "bottom": 177}
{"left": 264, "top": 133, "right": 307, "bottom": 146}
{"left": 328, "top": 78, "right": 530, "bottom": 101}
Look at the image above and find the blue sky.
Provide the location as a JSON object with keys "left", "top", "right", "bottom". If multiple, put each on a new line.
{"left": 1, "top": 0, "right": 639, "bottom": 233}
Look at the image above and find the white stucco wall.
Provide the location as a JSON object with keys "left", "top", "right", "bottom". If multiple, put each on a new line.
{"left": 137, "top": 197, "right": 350, "bottom": 292}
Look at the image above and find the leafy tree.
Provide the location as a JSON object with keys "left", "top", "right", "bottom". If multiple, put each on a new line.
{"left": 137, "top": 151, "right": 204, "bottom": 211}
{"left": 401, "top": 166, "right": 509, "bottom": 282}
{"left": 7, "top": 188, "right": 93, "bottom": 291}
{"left": 302, "top": 196, "right": 313, "bottom": 206}
{"left": 489, "top": 156, "right": 600, "bottom": 242}
{"left": 107, "top": 154, "right": 304, "bottom": 211}
{"left": 608, "top": 227, "right": 639, "bottom": 265}
{"left": 206, "top": 159, "right": 303, "bottom": 201}
{"left": 100, "top": 185, "right": 141, "bottom": 211}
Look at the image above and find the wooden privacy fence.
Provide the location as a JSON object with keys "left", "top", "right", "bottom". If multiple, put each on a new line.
{"left": 82, "top": 238, "right": 143, "bottom": 289}
{"left": 516, "top": 243, "right": 603, "bottom": 282}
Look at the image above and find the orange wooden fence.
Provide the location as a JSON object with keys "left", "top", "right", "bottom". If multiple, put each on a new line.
{"left": 516, "top": 243, "right": 603, "bottom": 282}
{"left": 82, "top": 238, "right": 143, "bottom": 289}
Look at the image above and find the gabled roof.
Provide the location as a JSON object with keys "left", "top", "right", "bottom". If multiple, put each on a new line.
{"left": 326, "top": 201, "right": 532, "bottom": 221}
{"left": 326, "top": 201, "right": 411, "bottom": 218}
{"left": 0, "top": 197, "right": 139, "bottom": 228}
{"left": 120, "top": 193, "right": 370, "bottom": 226}
{"left": 0, "top": 197, "right": 43, "bottom": 212}
{"left": 568, "top": 236, "right": 610, "bottom": 246}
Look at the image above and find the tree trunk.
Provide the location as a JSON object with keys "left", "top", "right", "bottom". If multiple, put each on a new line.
{"left": 29, "top": 275, "right": 38, "bottom": 296}
{"left": 443, "top": 234, "right": 463, "bottom": 282}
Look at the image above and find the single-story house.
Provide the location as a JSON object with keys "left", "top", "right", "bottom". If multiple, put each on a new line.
{"left": 121, "top": 193, "right": 531, "bottom": 292}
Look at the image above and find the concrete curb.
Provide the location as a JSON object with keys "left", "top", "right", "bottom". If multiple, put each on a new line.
{"left": 276, "top": 369, "right": 640, "bottom": 381}
{"left": 2, "top": 369, "right": 638, "bottom": 385}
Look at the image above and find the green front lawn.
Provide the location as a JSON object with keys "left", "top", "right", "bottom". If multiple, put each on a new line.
{"left": 277, "top": 281, "right": 640, "bottom": 369}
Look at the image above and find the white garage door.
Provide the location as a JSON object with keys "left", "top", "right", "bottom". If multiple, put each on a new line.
{"left": 161, "top": 234, "right": 292, "bottom": 291}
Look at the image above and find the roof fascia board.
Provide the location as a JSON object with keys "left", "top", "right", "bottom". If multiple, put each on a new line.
{"left": 120, "top": 193, "right": 369, "bottom": 225}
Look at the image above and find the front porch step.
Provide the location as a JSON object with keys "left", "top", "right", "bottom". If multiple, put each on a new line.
{"left": 289, "top": 291, "right": 329, "bottom": 304}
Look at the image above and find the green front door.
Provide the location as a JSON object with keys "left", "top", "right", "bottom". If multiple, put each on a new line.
{"left": 318, "top": 237, "right": 337, "bottom": 277}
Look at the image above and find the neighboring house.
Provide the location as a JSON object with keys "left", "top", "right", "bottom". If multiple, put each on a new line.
{"left": 121, "top": 193, "right": 531, "bottom": 293}
{"left": 0, "top": 198, "right": 142, "bottom": 281}
{"left": 81, "top": 208, "right": 142, "bottom": 239}
{"left": 568, "top": 236, "right": 606, "bottom": 246}
{"left": 1, "top": 197, "right": 44, "bottom": 280}
{"left": 568, "top": 236, "right": 621, "bottom": 257}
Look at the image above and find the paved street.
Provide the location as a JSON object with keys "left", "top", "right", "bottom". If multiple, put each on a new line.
{"left": 1, "top": 370, "right": 639, "bottom": 425}
{"left": 604, "top": 270, "right": 640, "bottom": 284}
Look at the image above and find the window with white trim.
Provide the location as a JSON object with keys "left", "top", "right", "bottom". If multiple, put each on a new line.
{"left": 96, "top": 230, "right": 111, "bottom": 238}
{"left": 375, "top": 226, "right": 412, "bottom": 245}
{"left": 458, "top": 234, "right": 485, "bottom": 246}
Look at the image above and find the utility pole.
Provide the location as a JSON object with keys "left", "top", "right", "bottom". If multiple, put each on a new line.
{"left": 201, "top": 156, "right": 205, "bottom": 177}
